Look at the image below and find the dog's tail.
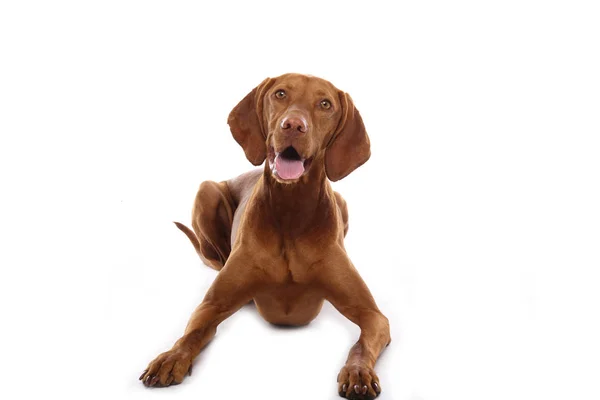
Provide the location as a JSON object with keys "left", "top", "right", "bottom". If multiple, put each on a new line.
{"left": 174, "top": 221, "right": 224, "bottom": 271}
{"left": 173, "top": 221, "right": 202, "bottom": 257}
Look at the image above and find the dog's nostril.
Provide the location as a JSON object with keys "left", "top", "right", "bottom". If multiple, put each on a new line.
{"left": 281, "top": 117, "right": 307, "bottom": 133}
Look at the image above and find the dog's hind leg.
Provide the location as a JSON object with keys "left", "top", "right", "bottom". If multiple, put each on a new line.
{"left": 334, "top": 191, "right": 349, "bottom": 237}
{"left": 175, "top": 180, "right": 236, "bottom": 271}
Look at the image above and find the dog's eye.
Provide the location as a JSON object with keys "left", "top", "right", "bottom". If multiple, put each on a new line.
{"left": 320, "top": 100, "right": 332, "bottom": 109}
{"left": 275, "top": 90, "right": 286, "bottom": 99}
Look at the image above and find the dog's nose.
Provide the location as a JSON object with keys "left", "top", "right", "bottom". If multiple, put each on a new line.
{"left": 280, "top": 116, "right": 308, "bottom": 134}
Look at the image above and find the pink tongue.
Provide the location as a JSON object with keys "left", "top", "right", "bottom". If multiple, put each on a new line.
{"left": 275, "top": 155, "right": 304, "bottom": 180}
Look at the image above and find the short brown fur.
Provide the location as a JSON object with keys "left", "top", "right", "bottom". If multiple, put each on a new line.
{"left": 140, "top": 74, "right": 390, "bottom": 400}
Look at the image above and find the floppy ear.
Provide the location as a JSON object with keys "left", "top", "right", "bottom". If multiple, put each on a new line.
{"left": 325, "top": 92, "right": 371, "bottom": 181}
{"left": 227, "top": 78, "right": 274, "bottom": 165}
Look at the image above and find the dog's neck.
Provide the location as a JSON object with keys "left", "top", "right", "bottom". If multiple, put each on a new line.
{"left": 260, "top": 157, "right": 334, "bottom": 236}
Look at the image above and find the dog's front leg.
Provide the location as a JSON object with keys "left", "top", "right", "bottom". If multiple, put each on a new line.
{"left": 139, "top": 251, "right": 261, "bottom": 387}
{"left": 318, "top": 250, "right": 391, "bottom": 400}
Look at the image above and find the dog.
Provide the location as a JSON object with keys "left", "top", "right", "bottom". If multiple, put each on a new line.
{"left": 139, "top": 73, "right": 390, "bottom": 399}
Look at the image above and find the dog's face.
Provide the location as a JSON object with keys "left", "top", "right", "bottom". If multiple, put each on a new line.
{"left": 228, "top": 73, "right": 370, "bottom": 182}
{"left": 264, "top": 74, "right": 342, "bottom": 182}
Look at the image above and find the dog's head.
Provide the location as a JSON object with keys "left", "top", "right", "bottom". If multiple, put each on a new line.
{"left": 227, "top": 73, "right": 370, "bottom": 183}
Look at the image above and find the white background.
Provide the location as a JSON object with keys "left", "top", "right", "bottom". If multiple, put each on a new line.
{"left": 1, "top": 1, "right": 599, "bottom": 399}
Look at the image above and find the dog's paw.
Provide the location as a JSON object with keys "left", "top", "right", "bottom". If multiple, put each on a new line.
{"left": 139, "top": 349, "right": 192, "bottom": 387}
{"left": 337, "top": 364, "right": 381, "bottom": 399}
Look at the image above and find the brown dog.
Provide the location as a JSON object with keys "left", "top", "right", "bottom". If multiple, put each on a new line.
{"left": 139, "top": 73, "right": 391, "bottom": 399}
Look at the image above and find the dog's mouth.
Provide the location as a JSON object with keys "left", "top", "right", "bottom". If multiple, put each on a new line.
{"left": 268, "top": 146, "right": 313, "bottom": 181}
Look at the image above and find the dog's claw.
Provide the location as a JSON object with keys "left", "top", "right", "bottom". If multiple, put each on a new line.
{"left": 189, "top": 364, "right": 193, "bottom": 376}
{"left": 342, "top": 383, "right": 348, "bottom": 392}
{"left": 362, "top": 385, "right": 368, "bottom": 394}
{"left": 354, "top": 384, "right": 360, "bottom": 394}
{"left": 139, "top": 370, "right": 148, "bottom": 380}
{"left": 150, "top": 375, "right": 160, "bottom": 386}
{"left": 372, "top": 382, "right": 379, "bottom": 392}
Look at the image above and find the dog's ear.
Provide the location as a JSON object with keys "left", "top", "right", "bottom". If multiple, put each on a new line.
{"left": 227, "top": 78, "right": 274, "bottom": 165}
{"left": 325, "top": 92, "right": 371, "bottom": 181}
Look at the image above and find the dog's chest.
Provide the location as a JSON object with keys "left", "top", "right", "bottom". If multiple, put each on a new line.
{"left": 265, "top": 241, "right": 323, "bottom": 284}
